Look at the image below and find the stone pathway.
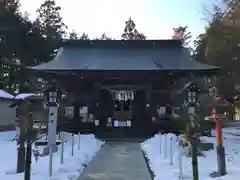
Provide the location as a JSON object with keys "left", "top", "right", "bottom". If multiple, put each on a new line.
{"left": 77, "top": 142, "right": 152, "bottom": 180}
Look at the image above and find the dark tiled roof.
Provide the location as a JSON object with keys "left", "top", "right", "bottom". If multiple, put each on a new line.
{"left": 29, "top": 40, "right": 219, "bottom": 72}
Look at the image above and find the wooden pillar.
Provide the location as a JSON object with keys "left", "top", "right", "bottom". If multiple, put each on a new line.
{"left": 94, "top": 83, "right": 101, "bottom": 126}
{"left": 146, "top": 83, "right": 151, "bottom": 103}
{"left": 145, "top": 82, "right": 152, "bottom": 136}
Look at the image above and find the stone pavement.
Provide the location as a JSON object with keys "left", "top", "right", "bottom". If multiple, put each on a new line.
{"left": 77, "top": 142, "right": 152, "bottom": 180}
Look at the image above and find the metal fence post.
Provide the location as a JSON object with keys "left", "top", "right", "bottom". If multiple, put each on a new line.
{"left": 170, "top": 136, "right": 173, "bottom": 165}
{"left": 159, "top": 133, "right": 162, "bottom": 154}
{"left": 177, "top": 136, "right": 183, "bottom": 179}
{"left": 78, "top": 132, "right": 81, "bottom": 150}
{"left": 164, "top": 134, "right": 167, "bottom": 158}
{"left": 60, "top": 132, "right": 64, "bottom": 164}
{"left": 71, "top": 134, "right": 74, "bottom": 156}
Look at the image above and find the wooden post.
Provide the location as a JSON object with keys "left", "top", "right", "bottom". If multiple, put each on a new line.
{"left": 159, "top": 134, "right": 162, "bottom": 154}
{"left": 189, "top": 123, "right": 199, "bottom": 180}
{"left": 177, "top": 136, "right": 183, "bottom": 180}
{"left": 78, "top": 132, "right": 80, "bottom": 150}
{"left": 60, "top": 132, "right": 64, "bottom": 164}
{"left": 146, "top": 83, "right": 151, "bottom": 105}
{"left": 164, "top": 134, "right": 167, "bottom": 158}
{"left": 24, "top": 140, "right": 32, "bottom": 180}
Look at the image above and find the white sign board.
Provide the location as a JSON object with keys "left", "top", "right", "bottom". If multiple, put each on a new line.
{"left": 118, "top": 121, "right": 127, "bottom": 127}
{"left": 114, "top": 120, "right": 118, "bottom": 127}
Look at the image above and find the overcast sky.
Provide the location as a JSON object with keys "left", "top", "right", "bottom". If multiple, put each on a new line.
{"left": 19, "top": 0, "right": 216, "bottom": 41}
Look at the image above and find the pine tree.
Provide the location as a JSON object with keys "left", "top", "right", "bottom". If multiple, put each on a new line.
{"left": 69, "top": 30, "right": 78, "bottom": 40}
{"left": 79, "top": 32, "right": 90, "bottom": 40}
{"left": 36, "top": 0, "right": 67, "bottom": 40}
{"left": 121, "top": 17, "right": 146, "bottom": 40}
{"left": 95, "top": 32, "right": 112, "bottom": 40}
{"left": 172, "top": 26, "right": 192, "bottom": 47}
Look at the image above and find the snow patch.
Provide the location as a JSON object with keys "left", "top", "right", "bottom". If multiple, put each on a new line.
{"left": 141, "top": 127, "right": 240, "bottom": 180}
{"left": 0, "top": 131, "right": 104, "bottom": 180}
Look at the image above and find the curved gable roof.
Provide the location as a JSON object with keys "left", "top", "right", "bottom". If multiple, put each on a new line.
{"left": 29, "top": 40, "right": 219, "bottom": 72}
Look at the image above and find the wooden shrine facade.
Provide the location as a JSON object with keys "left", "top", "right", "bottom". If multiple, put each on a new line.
{"left": 57, "top": 74, "right": 175, "bottom": 138}
{"left": 29, "top": 40, "right": 219, "bottom": 139}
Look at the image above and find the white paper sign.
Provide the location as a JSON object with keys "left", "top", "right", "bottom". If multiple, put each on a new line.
{"left": 127, "top": 120, "right": 132, "bottom": 127}
{"left": 94, "top": 120, "right": 99, "bottom": 126}
{"left": 118, "top": 121, "right": 127, "bottom": 127}
{"left": 80, "top": 106, "right": 88, "bottom": 114}
{"left": 157, "top": 106, "right": 166, "bottom": 116}
{"left": 114, "top": 120, "right": 118, "bottom": 127}
{"left": 16, "top": 127, "right": 20, "bottom": 138}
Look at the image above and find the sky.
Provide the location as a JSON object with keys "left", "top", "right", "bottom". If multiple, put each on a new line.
{"left": 19, "top": 0, "right": 217, "bottom": 42}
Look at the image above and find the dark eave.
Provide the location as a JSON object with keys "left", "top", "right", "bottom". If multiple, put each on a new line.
{"left": 61, "top": 39, "right": 182, "bottom": 49}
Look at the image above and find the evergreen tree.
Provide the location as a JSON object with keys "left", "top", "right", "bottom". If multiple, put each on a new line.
{"left": 121, "top": 17, "right": 146, "bottom": 40}
{"left": 0, "top": 0, "right": 27, "bottom": 93}
{"left": 194, "top": 1, "right": 240, "bottom": 103}
{"left": 79, "top": 32, "right": 90, "bottom": 40}
{"left": 36, "top": 0, "right": 67, "bottom": 63}
{"left": 69, "top": 30, "right": 78, "bottom": 40}
{"left": 172, "top": 26, "right": 192, "bottom": 47}
{"left": 95, "top": 32, "right": 112, "bottom": 40}
{"left": 0, "top": 0, "right": 59, "bottom": 93}
{"left": 36, "top": 0, "right": 67, "bottom": 40}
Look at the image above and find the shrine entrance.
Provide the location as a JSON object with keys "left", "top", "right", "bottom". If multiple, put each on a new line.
{"left": 112, "top": 91, "right": 134, "bottom": 126}
{"left": 95, "top": 85, "right": 149, "bottom": 139}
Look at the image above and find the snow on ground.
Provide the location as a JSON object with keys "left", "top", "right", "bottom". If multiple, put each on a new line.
{"left": 0, "top": 131, "right": 104, "bottom": 180}
{"left": 141, "top": 127, "right": 240, "bottom": 180}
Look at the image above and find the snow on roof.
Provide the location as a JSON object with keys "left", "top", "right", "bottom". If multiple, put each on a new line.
{"left": 0, "top": 90, "right": 14, "bottom": 99}
{"left": 14, "top": 93, "right": 37, "bottom": 100}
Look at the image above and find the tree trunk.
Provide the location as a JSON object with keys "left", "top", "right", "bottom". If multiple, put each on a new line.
{"left": 232, "top": 100, "right": 236, "bottom": 121}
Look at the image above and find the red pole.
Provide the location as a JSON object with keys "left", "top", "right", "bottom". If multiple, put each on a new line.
{"left": 215, "top": 117, "right": 223, "bottom": 146}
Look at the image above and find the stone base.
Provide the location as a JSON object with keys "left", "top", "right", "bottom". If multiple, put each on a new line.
{"left": 209, "top": 171, "right": 227, "bottom": 178}
{"left": 40, "top": 145, "right": 58, "bottom": 156}
{"left": 199, "top": 142, "right": 214, "bottom": 151}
